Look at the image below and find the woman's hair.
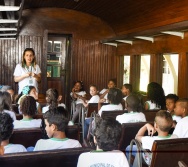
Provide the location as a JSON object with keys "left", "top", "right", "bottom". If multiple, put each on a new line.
{"left": 0, "top": 112, "right": 13, "bottom": 141}
{"left": 2, "top": 92, "right": 12, "bottom": 111}
{"left": 94, "top": 117, "right": 122, "bottom": 151}
{"left": 21, "top": 48, "right": 37, "bottom": 68}
{"left": 16, "top": 85, "right": 36, "bottom": 103}
{"left": 147, "top": 82, "right": 166, "bottom": 109}
{"left": 107, "top": 88, "right": 123, "bottom": 104}
{"left": 73, "top": 80, "right": 84, "bottom": 91}
{"left": 0, "top": 92, "right": 12, "bottom": 112}
{"left": 20, "top": 96, "right": 37, "bottom": 117}
{"left": 46, "top": 88, "right": 59, "bottom": 109}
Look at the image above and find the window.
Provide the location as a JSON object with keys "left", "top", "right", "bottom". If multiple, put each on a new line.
{"left": 162, "top": 54, "right": 179, "bottom": 95}
{"left": 47, "top": 38, "right": 66, "bottom": 78}
{"left": 139, "top": 54, "right": 150, "bottom": 92}
{"left": 123, "top": 55, "right": 130, "bottom": 84}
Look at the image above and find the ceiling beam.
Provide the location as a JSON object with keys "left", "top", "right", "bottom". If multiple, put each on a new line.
{"left": 0, "top": 19, "right": 18, "bottom": 23}
{"left": 103, "top": 42, "right": 117, "bottom": 47}
{"left": 161, "top": 31, "right": 184, "bottom": 39}
{"left": 0, "top": 27, "right": 17, "bottom": 31}
{"left": 0, "top": 33, "right": 16, "bottom": 36}
{"left": 116, "top": 40, "right": 133, "bottom": 45}
{"left": 0, "top": 6, "right": 20, "bottom": 11}
{"left": 134, "top": 36, "right": 154, "bottom": 43}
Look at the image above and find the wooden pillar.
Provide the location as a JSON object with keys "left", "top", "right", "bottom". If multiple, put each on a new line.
{"left": 150, "top": 54, "right": 163, "bottom": 85}
{"left": 178, "top": 52, "right": 188, "bottom": 98}
{"left": 130, "top": 55, "right": 141, "bottom": 92}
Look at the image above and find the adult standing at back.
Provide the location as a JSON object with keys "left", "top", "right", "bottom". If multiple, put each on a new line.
{"left": 13, "top": 48, "right": 41, "bottom": 94}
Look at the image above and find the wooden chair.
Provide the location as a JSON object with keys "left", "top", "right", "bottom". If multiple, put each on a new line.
{"left": 118, "top": 122, "right": 153, "bottom": 151}
{"left": 10, "top": 125, "right": 80, "bottom": 148}
{"left": 101, "top": 110, "right": 127, "bottom": 119}
{"left": 150, "top": 138, "right": 188, "bottom": 167}
{"left": 0, "top": 147, "right": 92, "bottom": 167}
{"left": 143, "top": 110, "right": 159, "bottom": 122}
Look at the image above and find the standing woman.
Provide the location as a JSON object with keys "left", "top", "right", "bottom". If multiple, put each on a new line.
{"left": 13, "top": 48, "right": 41, "bottom": 94}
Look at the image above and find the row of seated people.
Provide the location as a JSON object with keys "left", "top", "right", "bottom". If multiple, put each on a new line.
{"left": 1, "top": 110, "right": 188, "bottom": 167}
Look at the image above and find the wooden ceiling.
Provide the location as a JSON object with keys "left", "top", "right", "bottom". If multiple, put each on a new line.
{"left": 1, "top": 0, "right": 188, "bottom": 41}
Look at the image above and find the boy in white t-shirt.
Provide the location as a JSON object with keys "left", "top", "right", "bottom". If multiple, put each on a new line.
{"left": 173, "top": 98, "right": 188, "bottom": 138}
{"left": 77, "top": 117, "right": 129, "bottom": 167}
{"left": 132, "top": 110, "right": 177, "bottom": 166}
{"left": 116, "top": 94, "right": 146, "bottom": 124}
{"left": 13, "top": 96, "right": 42, "bottom": 129}
{"left": 34, "top": 108, "right": 81, "bottom": 151}
{"left": 0, "top": 112, "right": 27, "bottom": 154}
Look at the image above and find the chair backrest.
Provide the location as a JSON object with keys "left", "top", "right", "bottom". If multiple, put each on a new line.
{"left": 10, "top": 125, "right": 80, "bottom": 148}
{"left": 16, "top": 114, "right": 43, "bottom": 120}
{"left": 118, "top": 122, "right": 152, "bottom": 151}
{"left": 150, "top": 138, "right": 188, "bottom": 167}
{"left": 12, "top": 104, "right": 19, "bottom": 114}
{"left": 143, "top": 110, "right": 159, "bottom": 122}
{"left": 0, "top": 147, "right": 92, "bottom": 167}
{"left": 101, "top": 110, "right": 127, "bottom": 119}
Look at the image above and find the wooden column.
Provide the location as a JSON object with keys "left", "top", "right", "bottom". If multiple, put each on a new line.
{"left": 178, "top": 52, "right": 188, "bottom": 98}
{"left": 130, "top": 55, "right": 141, "bottom": 92}
{"left": 150, "top": 54, "right": 163, "bottom": 85}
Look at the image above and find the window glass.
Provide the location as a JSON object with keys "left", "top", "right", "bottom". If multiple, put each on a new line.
{"left": 162, "top": 54, "right": 179, "bottom": 95}
{"left": 123, "top": 55, "right": 130, "bottom": 84}
{"left": 140, "top": 54, "right": 150, "bottom": 92}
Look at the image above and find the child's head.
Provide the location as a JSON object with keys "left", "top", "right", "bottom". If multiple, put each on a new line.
{"left": 166, "top": 94, "right": 179, "bottom": 112}
{"left": 89, "top": 85, "right": 98, "bottom": 96}
{"left": 154, "top": 110, "right": 173, "bottom": 133}
{"left": 0, "top": 112, "right": 13, "bottom": 141}
{"left": 107, "top": 88, "right": 122, "bottom": 104}
{"left": 73, "top": 81, "right": 84, "bottom": 92}
{"left": 107, "top": 79, "right": 116, "bottom": 89}
{"left": 94, "top": 117, "right": 122, "bottom": 151}
{"left": 0, "top": 92, "right": 11, "bottom": 112}
{"left": 0, "top": 85, "right": 14, "bottom": 102}
{"left": 23, "top": 86, "right": 38, "bottom": 100}
{"left": 122, "top": 84, "right": 132, "bottom": 96}
{"left": 22, "top": 48, "right": 36, "bottom": 67}
{"left": 174, "top": 98, "right": 188, "bottom": 118}
{"left": 125, "top": 94, "right": 140, "bottom": 112}
{"left": 20, "top": 96, "right": 37, "bottom": 117}
{"left": 43, "top": 108, "right": 69, "bottom": 138}
{"left": 147, "top": 82, "right": 165, "bottom": 108}
{"left": 46, "top": 88, "right": 59, "bottom": 108}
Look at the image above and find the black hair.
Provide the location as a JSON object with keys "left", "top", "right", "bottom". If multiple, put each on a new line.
{"left": 166, "top": 94, "right": 179, "bottom": 103}
{"left": 43, "top": 108, "right": 69, "bottom": 132}
{"left": 147, "top": 82, "right": 166, "bottom": 109}
{"left": 107, "top": 88, "right": 123, "bottom": 104}
{"left": 155, "top": 110, "right": 173, "bottom": 132}
{"left": 126, "top": 94, "right": 141, "bottom": 112}
{"left": 73, "top": 80, "right": 85, "bottom": 91}
{"left": 176, "top": 98, "right": 188, "bottom": 109}
{"left": 89, "top": 84, "right": 98, "bottom": 90}
{"left": 20, "top": 96, "right": 37, "bottom": 117}
{"left": 0, "top": 92, "right": 12, "bottom": 112}
{"left": 123, "top": 84, "right": 132, "bottom": 92}
{"left": 94, "top": 117, "right": 122, "bottom": 151}
{"left": 46, "top": 88, "right": 59, "bottom": 110}
{"left": 0, "top": 112, "right": 13, "bottom": 141}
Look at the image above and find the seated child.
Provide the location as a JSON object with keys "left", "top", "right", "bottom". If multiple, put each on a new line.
{"left": 0, "top": 91, "right": 16, "bottom": 121}
{"left": 166, "top": 94, "right": 181, "bottom": 123}
{"left": 122, "top": 83, "right": 132, "bottom": 101}
{"left": 83, "top": 85, "right": 100, "bottom": 139}
{"left": 133, "top": 110, "right": 177, "bottom": 166}
{"left": 17, "top": 85, "right": 42, "bottom": 114}
{"left": 116, "top": 94, "right": 146, "bottom": 123}
{"left": 99, "top": 79, "right": 116, "bottom": 103}
{"left": 0, "top": 85, "right": 15, "bottom": 103}
{"left": 77, "top": 117, "right": 129, "bottom": 167}
{"left": 42, "top": 88, "right": 66, "bottom": 113}
{"left": 98, "top": 88, "right": 123, "bottom": 117}
{"left": 13, "top": 96, "right": 42, "bottom": 129}
{"left": 34, "top": 108, "right": 81, "bottom": 151}
{"left": 173, "top": 98, "right": 188, "bottom": 138}
{"left": 0, "top": 112, "right": 27, "bottom": 153}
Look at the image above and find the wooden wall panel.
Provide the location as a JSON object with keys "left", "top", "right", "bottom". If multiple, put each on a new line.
{"left": 0, "top": 36, "right": 47, "bottom": 94}
{"left": 71, "top": 39, "right": 120, "bottom": 93}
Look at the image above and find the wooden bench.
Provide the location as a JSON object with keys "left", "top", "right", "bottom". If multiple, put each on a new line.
{"left": 0, "top": 147, "right": 92, "bottom": 167}
{"left": 10, "top": 125, "right": 80, "bottom": 148}
{"left": 143, "top": 110, "right": 159, "bottom": 122}
{"left": 118, "top": 122, "right": 152, "bottom": 151}
{"left": 101, "top": 110, "right": 127, "bottom": 119}
{"left": 150, "top": 138, "right": 188, "bottom": 167}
